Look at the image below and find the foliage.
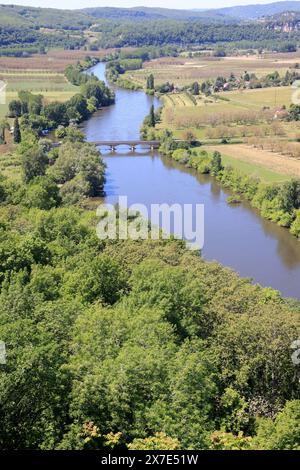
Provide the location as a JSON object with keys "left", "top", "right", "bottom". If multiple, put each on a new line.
{"left": 128, "top": 433, "right": 181, "bottom": 450}
{"left": 254, "top": 401, "right": 300, "bottom": 450}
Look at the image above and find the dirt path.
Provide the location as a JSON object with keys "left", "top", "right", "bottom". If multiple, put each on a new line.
{"left": 207, "top": 144, "right": 300, "bottom": 178}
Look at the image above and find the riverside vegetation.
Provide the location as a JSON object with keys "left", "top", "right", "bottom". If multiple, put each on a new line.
{"left": 161, "top": 138, "right": 300, "bottom": 238}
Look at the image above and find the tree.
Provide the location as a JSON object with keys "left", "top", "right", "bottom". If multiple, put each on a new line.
{"left": 8, "top": 99, "right": 22, "bottom": 118}
{"left": 21, "top": 145, "right": 48, "bottom": 183}
{"left": 278, "top": 179, "right": 300, "bottom": 213}
{"left": 211, "top": 151, "right": 223, "bottom": 176}
{"left": 183, "top": 130, "right": 197, "bottom": 145}
{"left": 128, "top": 433, "right": 180, "bottom": 450}
{"left": 146, "top": 74, "right": 155, "bottom": 90}
{"left": 24, "top": 176, "right": 61, "bottom": 210}
{"left": 191, "top": 81, "right": 199, "bottom": 95}
{"left": 66, "top": 94, "right": 89, "bottom": 122}
{"left": 43, "top": 101, "right": 68, "bottom": 126}
{"left": 13, "top": 117, "right": 21, "bottom": 144}
{"left": 255, "top": 401, "right": 300, "bottom": 450}
{"left": 149, "top": 104, "right": 156, "bottom": 128}
{"left": 47, "top": 141, "right": 105, "bottom": 195}
{"left": 0, "top": 119, "right": 10, "bottom": 144}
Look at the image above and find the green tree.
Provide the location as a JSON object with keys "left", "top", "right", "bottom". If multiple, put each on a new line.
{"left": 191, "top": 81, "right": 199, "bottom": 95}
{"left": 278, "top": 179, "right": 300, "bottom": 213}
{"left": 255, "top": 401, "right": 300, "bottom": 450}
{"left": 211, "top": 151, "right": 223, "bottom": 176}
{"left": 0, "top": 119, "right": 10, "bottom": 144}
{"left": 21, "top": 145, "right": 48, "bottom": 183}
{"left": 24, "top": 176, "right": 61, "bottom": 210}
{"left": 43, "top": 102, "right": 68, "bottom": 126}
{"left": 128, "top": 433, "right": 180, "bottom": 450}
{"left": 149, "top": 104, "right": 156, "bottom": 128}
{"left": 8, "top": 99, "right": 22, "bottom": 118}
{"left": 13, "top": 117, "right": 21, "bottom": 144}
{"left": 146, "top": 74, "right": 155, "bottom": 90}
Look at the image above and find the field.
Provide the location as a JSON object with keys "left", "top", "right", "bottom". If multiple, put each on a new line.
{"left": 206, "top": 144, "right": 300, "bottom": 180}
{"left": 0, "top": 67, "right": 81, "bottom": 119}
{"left": 158, "top": 86, "right": 295, "bottom": 141}
{"left": 127, "top": 52, "right": 300, "bottom": 88}
{"left": 0, "top": 48, "right": 132, "bottom": 72}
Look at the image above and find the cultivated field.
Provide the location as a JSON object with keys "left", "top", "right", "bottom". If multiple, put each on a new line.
{"left": 0, "top": 48, "right": 132, "bottom": 72}
{"left": 0, "top": 70, "right": 78, "bottom": 119}
{"left": 159, "top": 86, "right": 294, "bottom": 139}
{"left": 207, "top": 144, "right": 300, "bottom": 179}
{"left": 127, "top": 52, "right": 300, "bottom": 87}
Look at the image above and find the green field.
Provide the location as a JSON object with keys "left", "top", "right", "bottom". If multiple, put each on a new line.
{"left": 219, "top": 86, "right": 292, "bottom": 110}
{"left": 0, "top": 71, "right": 77, "bottom": 119}
{"left": 213, "top": 151, "right": 289, "bottom": 183}
{"left": 158, "top": 85, "right": 295, "bottom": 143}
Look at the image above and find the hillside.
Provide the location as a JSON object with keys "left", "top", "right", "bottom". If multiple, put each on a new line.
{"left": 81, "top": 6, "right": 234, "bottom": 23}
{"left": 213, "top": 1, "right": 300, "bottom": 19}
{"left": 262, "top": 10, "right": 300, "bottom": 31}
{"left": 0, "top": 4, "right": 93, "bottom": 29}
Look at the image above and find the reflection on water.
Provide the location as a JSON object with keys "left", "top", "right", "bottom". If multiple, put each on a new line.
{"left": 82, "top": 62, "right": 300, "bottom": 299}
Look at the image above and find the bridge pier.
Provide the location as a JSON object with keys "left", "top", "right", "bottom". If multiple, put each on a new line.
{"left": 131, "top": 145, "right": 136, "bottom": 152}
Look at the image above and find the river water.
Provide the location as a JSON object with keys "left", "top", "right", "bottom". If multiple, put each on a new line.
{"left": 83, "top": 62, "right": 300, "bottom": 299}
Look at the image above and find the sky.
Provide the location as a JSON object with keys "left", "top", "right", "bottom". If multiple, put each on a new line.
{"left": 0, "top": 0, "right": 285, "bottom": 10}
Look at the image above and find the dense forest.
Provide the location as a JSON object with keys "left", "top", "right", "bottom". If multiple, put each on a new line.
{"left": 94, "top": 20, "right": 300, "bottom": 48}
{"left": 0, "top": 26, "right": 85, "bottom": 56}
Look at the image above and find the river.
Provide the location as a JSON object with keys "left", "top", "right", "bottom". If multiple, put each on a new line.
{"left": 82, "top": 62, "right": 300, "bottom": 300}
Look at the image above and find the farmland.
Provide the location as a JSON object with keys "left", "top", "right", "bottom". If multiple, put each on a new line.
{"left": 0, "top": 71, "right": 77, "bottom": 119}
{"left": 158, "top": 86, "right": 295, "bottom": 139}
{"left": 204, "top": 145, "right": 296, "bottom": 180}
{"left": 0, "top": 49, "right": 120, "bottom": 119}
{"left": 127, "top": 52, "right": 300, "bottom": 87}
{"left": 0, "top": 48, "right": 132, "bottom": 72}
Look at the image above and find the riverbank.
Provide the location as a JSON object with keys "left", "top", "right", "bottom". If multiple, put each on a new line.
{"left": 161, "top": 144, "right": 300, "bottom": 240}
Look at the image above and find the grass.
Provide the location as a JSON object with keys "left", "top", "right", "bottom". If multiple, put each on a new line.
{"left": 219, "top": 86, "right": 292, "bottom": 110}
{"left": 205, "top": 143, "right": 300, "bottom": 179}
{"left": 0, "top": 150, "right": 21, "bottom": 181}
{"left": 216, "top": 151, "right": 289, "bottom": 183}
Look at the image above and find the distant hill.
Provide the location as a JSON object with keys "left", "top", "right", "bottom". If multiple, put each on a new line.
{"left": 81, "top": 6, "right": 234, "bottom": 23}
{"left": 212, "top": 1, "right": 300, "bottom": 20}
{"left": 0, "top": 4, "right": 93, "bottom": 29}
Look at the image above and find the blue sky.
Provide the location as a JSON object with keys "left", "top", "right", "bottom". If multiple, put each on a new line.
{"left": 0, "top": 0, "right": 283, "bottom": 10}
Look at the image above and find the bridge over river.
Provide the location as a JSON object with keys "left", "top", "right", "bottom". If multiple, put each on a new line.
{"left": 51, "top": 140, "right": 190, "bottom": 152}
{"left": 92, "top": 140, "right": 160, "bottom": 151}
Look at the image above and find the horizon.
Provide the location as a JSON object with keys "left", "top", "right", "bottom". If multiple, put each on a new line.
{"left": 0, "top": 0, "right": 291, "bottom": 11}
